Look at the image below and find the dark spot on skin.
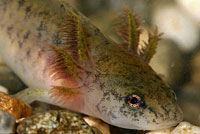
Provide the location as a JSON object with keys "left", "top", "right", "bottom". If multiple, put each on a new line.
{"left": 139, "top": 111, "right": 144, "bottom": 116}
{"left": 96, "top": 88, "right": 124, "bottom": 118}
{"left": 7, "top": 26, "right": 13, "bottom": 31}
{"left": 18, "top": 41, "right": 23, "bottom": 48}
{"left": 26, "top": 49, "right": 31, "bottom": 59}
{"left": 148, "top": 107, "right": 158, "bottom": 118}
{"left": 37, "top": 32, "right": 42, "bottom": 38}
{"left": 38, "top": 11, "right": 49, "bottom": 17}
{"left": 132, "top": 118, "right": 139, "bottom": 122}
{"left": 108, "top": 109, "right": 117, "bottom": 119}
{"left": 52, "top": 33, "right": 62, "bottom": 46}
{"left": 140, "top": 101, "right": 146, "bottom": 108}
{"left": 23, "top": 31, "right": 30, "bottom": 40}
{"left": 94, "top": 28, "right": 100, "bottom": 35}
{"left": 18, "top": 0, "right": 25, "bottom": 9}
{"left": 60, "top": 4, "right": 65, "bottom": 9}
{"left": 134, "top": 112, "right": 138, "bottom": 118}
{"left": 104, "top": 40, "right": 109, "bottom": 46}
{"left": 25, "top": 6, "right": 31, "bottom": 13}
{"left": 173, "top": 111, "right": 177, "bottom": 120}
{"left": 7, "top": 26, "right": 14, "bottom": 38}
{"left": 161, "top": 105, "right": 170, "bottom": 117}
{"left": 99, "top": 82, "right": 105, "bottom": 91}
{"left": 120, "top": 107, "right": 131, "bottom": 117}
{"left": 37, "top": 21, "right": 47, "bottom": 32}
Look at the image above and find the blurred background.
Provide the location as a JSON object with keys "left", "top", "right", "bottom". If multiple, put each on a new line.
{"left": 68, "top": 0, "right": 200, "bottom": 126}
{"left": 0, "top": 0, "right": 199, "bottom": 127}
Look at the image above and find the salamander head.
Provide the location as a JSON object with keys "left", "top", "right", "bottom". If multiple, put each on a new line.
{"left": 86, "top": 50, "right": 183, "bottom": 130}
{"left": 95, "top": 84, "right": 183, "bottom": 130}
{"left": 89, "top": 74, "right": 183, "bottom": 130}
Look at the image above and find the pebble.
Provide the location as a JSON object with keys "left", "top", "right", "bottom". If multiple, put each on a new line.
{"left": 0, "top": 109, "right": 16, "bottom": 134}
{"left": 146, "top": 128, "right": 173, "bottom": 134}
{"left": 83, "top": 116, "right": 110, "bottom": 134}
{"left": 146, "top": 121, "right": 200, "bottom": 134}
{"left": 17, "top": 110, "right": 103, "bottom": 134}
{"left": 0, "top": 92, "right": 32, "bottom": 119}
{"left": 171, "top": 121, "right": 200, "bottom": 134}
{"left": 0, "top": 85, "right": 8, "bottom": 94}
{"left": 27, "top": 101, "right": 146, "bottom": 134}
{"left": 176, "top": 0, "right": 200, "bottom": 22}
{"left": 152, "top": 4, "right": 199, "bottom": 52}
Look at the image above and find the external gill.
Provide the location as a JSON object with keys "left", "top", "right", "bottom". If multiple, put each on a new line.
{"left": 115, "top": 8, "right": 163, "bottom": 63}
{"left": 48, "top": 12, "right": 91, "bottom": 102}
{"left": 139, "top": 28, "right": 163, "bottom": 63}
{"left": 49, "top": 45, "right": 80, "bottom": 80}
{"left": 60, "top": 12, "right": 91, "bottom": 68}
{"left": 77, "top": 16, "right": 89, "bottom": 63}
{"left": 115, "top": 8, "right": 142, "bottom": 53}
{"left": 49, "top": 86, "right": 80, "bottom": 105}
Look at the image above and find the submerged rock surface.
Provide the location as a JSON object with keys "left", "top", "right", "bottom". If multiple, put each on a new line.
{"left": 0, "top": 109, "right": 16, "bottom": 134}
{"left": 146, "top": 121, "right": 200, "bottom": 134}
{"left": 0, "top": 92, "right": 32, "bottom": 119}
{"left": 17, "top": 110, "right": 103, "bottom": 134}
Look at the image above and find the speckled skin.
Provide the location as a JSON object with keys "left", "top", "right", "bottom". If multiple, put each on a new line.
{"left": 0, "top": 0, "right": 183, "bottom": 130}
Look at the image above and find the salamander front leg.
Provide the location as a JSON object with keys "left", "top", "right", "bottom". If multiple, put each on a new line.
{"left": 12, "top": 87, "right": 52, "bottom": 104}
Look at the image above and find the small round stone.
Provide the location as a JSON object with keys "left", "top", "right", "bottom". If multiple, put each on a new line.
{"left": 171, "top": 121, "right": 200, "bottom": 134}
{"left": 0, "top": 85, "right": 8, "bottom": 94}
{"left": 152, "top": 4, "right": 199, "bottom": 52}
{"left": 0, "top": 92, "right": 33, "bottom": 119}
{"left": 0, "top": 109, "right": 16, "bottom": 134}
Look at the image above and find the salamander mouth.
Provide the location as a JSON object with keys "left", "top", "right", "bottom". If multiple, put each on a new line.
{"left": 107, "top": 117, "right": 182, "bottom": 130}
{"left": 100, "top": 105, "right": 183, "bottom": 130}
{"left": 136, "top": 106, "right": 183, "bottom": 130}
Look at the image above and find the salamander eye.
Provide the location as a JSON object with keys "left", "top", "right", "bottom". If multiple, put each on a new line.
{"left": 126, "top": 94, "right": 141, "bottom": 108}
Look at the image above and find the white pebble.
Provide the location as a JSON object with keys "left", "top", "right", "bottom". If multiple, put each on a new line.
{"left": 146, "top": 128, "right": 173, "bottom": 134}
{"left": 0, "top": 110, "right": 16, "bottom": 134}
{"left": 0, "top": 85, "right": 8, "bottom": 94}
{"left": 146, "top": 121, "right": 200, "bottom": 134}
{"left": 152, "top": 5, "right": 199, "bottom": 52}
{"left": 176, "top": 0, "right": 200, "bottom": 22}
{"left": 171, "top": 121, "right": 200, "bottom": 134}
